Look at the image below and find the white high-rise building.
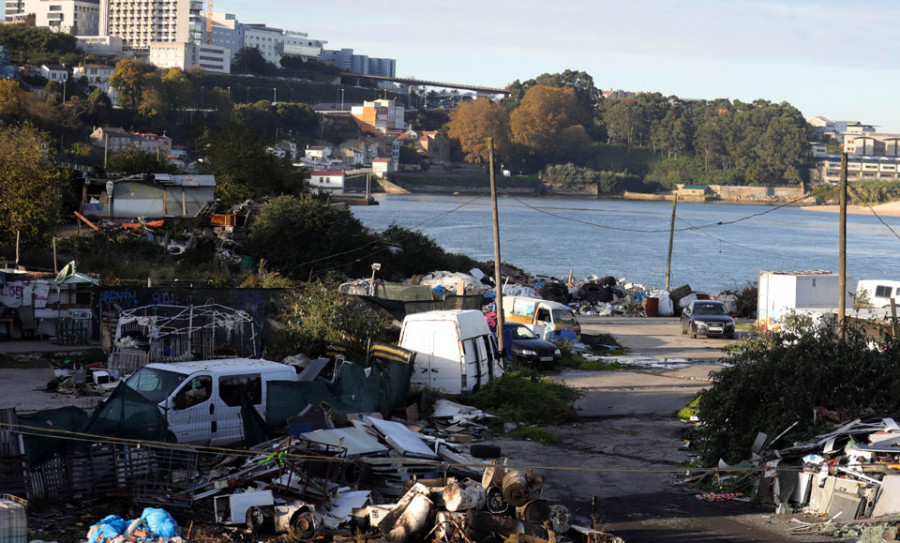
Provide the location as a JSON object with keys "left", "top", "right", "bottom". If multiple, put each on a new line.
{"left": 99, "top": 0, "right": 204, "bottom": 51}
{"left": 205, "top": 15, "right": 324, "bottom": 67}
{"left": 5, "top": 0, "right": 101, "bottom": 35}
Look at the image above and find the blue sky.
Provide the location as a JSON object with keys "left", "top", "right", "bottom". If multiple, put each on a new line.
{"left": 216, "top": 0, "right": 900, "bottom": 132}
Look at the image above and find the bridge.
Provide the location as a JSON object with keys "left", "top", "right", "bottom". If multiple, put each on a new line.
{"left": 338, "top": 73, "right": 510, "bottom": 96}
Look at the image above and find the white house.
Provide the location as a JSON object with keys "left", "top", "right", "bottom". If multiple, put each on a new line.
{"left": 40, "top": 64, "right": 69, "bottom": 82}
{"left": 73, "top": 64, "right": 115, "bottom": 91}
{"left": 372, "top": 158, "right": 395, "bottom": 179}
{"left": 308, "top": 170, "right": 344, "bottom": 194}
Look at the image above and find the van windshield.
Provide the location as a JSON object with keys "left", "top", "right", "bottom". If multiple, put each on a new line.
{"left": 552, "top": 309, "right": 578, "bottom": 326}
{"left": 126, "top": 367, "right": 187, "bottom": 404}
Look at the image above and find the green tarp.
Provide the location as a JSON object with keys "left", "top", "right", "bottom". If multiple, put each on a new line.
{"left": 266, "top": 360, "right": 412, "bottom": 429}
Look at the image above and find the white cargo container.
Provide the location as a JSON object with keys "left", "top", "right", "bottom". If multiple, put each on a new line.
{"left": 0, "top": 496, "right": 27, "bottom": 543}
{"left": 757, "top": 271, "right": 854, "bottom": 331}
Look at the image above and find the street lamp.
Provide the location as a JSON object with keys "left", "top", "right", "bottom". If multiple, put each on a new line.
{"left": 370, "top": 262, "right": 381, "bottom": 296}
{"left": 273, "top": 87, "right": 277, "bottom": 104}
{"left": 340, "top": 88, "right": 344, "bottom": 111}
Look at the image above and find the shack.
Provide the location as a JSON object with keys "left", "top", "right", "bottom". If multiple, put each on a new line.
{"left": 81, "top": 174, "right": 216, "bottom": 220}
{"left": 757, "top": 270, "right": 855, "bottom": 331}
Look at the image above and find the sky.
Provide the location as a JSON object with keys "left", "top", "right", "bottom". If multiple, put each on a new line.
{"left": 211, "top": 0, "right": 900, "bottom": 132}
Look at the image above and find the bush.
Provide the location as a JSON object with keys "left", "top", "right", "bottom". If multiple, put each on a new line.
{"left": 697, "top": 320, "right": 900, "bottom": 466}
{"left": 464, "top": 369, "right": 580, "bottom": 425}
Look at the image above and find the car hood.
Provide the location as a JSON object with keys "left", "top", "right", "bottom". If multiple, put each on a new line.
{"left": 691, "top": 315, "right": 734, "bottom": 324}
{"left": 509, "top": 338, "right": 559, "bottom": 353}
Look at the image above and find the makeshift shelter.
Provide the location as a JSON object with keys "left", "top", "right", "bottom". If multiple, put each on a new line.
{"left": 109, "top": 303, "right": 258, "bottom": 373}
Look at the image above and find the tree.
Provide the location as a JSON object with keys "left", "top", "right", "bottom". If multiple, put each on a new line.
{"left": 110, "top": 58, "right": 155, "bottom": 109}
{"left": 447, "top": 98, "right": 510, "bottom": 163}
{"left": 509, "top": 85, "right": 588, "bottom": 154}
{"left": 269, "top": 282, "right": 393, "bottom": 361}
{"left": 0, "top": 123, "right": 65, "bottom": 246}
{"left": 506, "top": 70, "right": 600, "bottom": 113}
{"left": 246, "top": 194, "right": 374, "bottom": 279}
{"left": 200, "top": 123, "right": 308, "bottom": 205}
{"left": 232, "top": 47, "right": 275, "bottom": 76}
{"left": 108, "top": 148, "right": 178, "bottom": 174}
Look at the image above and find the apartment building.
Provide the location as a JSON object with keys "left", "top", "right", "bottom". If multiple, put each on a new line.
{"left": 350, "top": 99, "right": 407, "bottom": 135}
{"left": 204, "top": 15, "right": 324, "bottom": 67}
{"left": 99, "top": 0, "right": 204, "bottom": 51}
{"left": 148, "top": 41, "right": 229, "bottom": 73}
{"left": 843, "top": 133, "right": 900, "bottom": 157}
{"left": 5, "top": 0, "right": 101, "bottom": 35}
{"left": 812, "top": 153, "right": 900, "bottom": 184}
{"left": 808, "top": 116, "right": 877, "bottom": 143}
{"left": 320, "top": 48, "right": 395, "bottom": 77}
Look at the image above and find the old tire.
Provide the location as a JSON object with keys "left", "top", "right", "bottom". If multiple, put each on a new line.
{"left": 471, "top": 444, "right": 502, "bottom": 459}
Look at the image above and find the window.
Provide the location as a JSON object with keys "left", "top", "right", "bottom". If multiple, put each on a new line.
{"left": 876, "top": 285, "right": 892, "bottom": 298}
{"left": 173, "top": 375, "right": 212, "bottom": 409}
{"left": 219, "top": 374, "right": 261, "bottom": 406}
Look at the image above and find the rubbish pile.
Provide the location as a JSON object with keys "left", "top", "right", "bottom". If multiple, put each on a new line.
{"left": 182, "top": 400, "right": 621, "bottom": 543}
{"left": 87, "top": 508, "right": 184, "bottom": 543}
{"left": 703, "top": 417, "right": 900, "bottom": 537}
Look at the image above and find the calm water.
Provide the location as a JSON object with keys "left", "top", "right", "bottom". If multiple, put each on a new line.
{"left": 350, "top": 194, "right": 900, "bottom": 293}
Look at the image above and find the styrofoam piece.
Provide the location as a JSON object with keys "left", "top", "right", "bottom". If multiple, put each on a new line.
{"left": 366, "top": 417, "right": 438, "bottom": 459}
{"left": 872, "top": 475, "right": 900, "bottom": 517}
{"left": 329, "top": 490, "right": 371, "bottom": 522}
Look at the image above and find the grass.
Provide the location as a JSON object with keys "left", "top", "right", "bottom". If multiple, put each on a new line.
{"left": 464, "top": 369, "right": 580, "bottom": 425}
{"left": 509, "top": 426, "right": 559, "bottom": 445}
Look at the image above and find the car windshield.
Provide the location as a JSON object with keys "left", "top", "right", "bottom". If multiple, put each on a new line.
{"left": 551, "top": 309, "right": 578, "bottom": 326}
{"left": 507, "top": 324, "right": 538, "bottom": 340}
{"left": 125, "top": 367, "right": 187, "bottom": 404}
{"left": 693, "top": 303, "right": 727, "bottom": 316}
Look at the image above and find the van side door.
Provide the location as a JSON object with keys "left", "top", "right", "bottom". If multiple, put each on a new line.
{"left": 167, "top": 374, "right": 213, "bottom": 445}
{"left": 214, "top": 373, "right": 262, "bottom": 447}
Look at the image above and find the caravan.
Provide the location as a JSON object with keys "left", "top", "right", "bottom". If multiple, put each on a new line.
{"left": 856, "top": 279, "right": 900, "bottom": 308}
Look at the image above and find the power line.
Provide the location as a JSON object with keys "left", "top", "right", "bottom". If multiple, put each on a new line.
{"left": 847, "top": 186, "right": 900, "bottom": 244}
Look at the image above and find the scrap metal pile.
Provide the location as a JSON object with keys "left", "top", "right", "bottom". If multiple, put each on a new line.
{"left": 702, "top": 417, "right": 900, "bottom": 538}
{"left": 180, "top": 400, "right": 621, "bottom": 543}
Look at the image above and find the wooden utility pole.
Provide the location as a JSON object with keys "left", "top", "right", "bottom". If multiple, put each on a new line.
{"left": 665, "top": 196, "right": 678, "bottom": 291}
{"left": 488, "top": 138, "right": 504, "bottom": 365}
{"left": 838, "top": 151, "right": 848, "bottom": 340}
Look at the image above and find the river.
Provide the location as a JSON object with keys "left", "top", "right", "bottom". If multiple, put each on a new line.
{"left": 350, "top": 194, "right": 900, "bottom": 294}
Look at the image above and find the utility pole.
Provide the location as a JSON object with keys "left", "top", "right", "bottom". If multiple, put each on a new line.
{"left": 488, "top": 138, "right": 504, "bottom": 369}
{"left": 665, "top": 196, "right": 678, "bottom": 291}
{"left": 838, "top": 151, "right": 848, "bottom": 340}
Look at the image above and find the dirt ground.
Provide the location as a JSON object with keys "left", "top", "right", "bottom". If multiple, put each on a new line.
{"left": 476, "top": 316, "right": 836, "bottom": 542}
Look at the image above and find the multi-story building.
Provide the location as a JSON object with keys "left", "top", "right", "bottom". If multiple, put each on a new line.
{"left": 320, "top": 48, "right": 395, "bottom": 77}
{"left": 148, "top": 41, "right": 229, "bottom": 73}
{"left": 5, "top": 0, "right": 101, "bottom": 35}
{"left": 812, "top": 153, "right": 900, "bottom": 184}
{"left": 73, "top": 63, "right": 115, "bottom": 88}
{"left": 350, "top": 99, "right": 407, "bottom": 135}
{"left": 843, "top": 133, "right": 900, "bottom": 157}
{"left": 76, "top": 35, "right": 125, "bottom": 55}
{"left": 99, "top": 0, "right": 204, "bottom": 51}
{"left": 808, "top": 116, "right": 876, "bottom": 143}
{"left": 205, "top": 13, "right": 244, "bottom": 61}
{"left": 203, "top": 14, "right": 324, "bottom": 67}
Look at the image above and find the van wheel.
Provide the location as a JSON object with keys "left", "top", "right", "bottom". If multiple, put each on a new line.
{"left": 471, "top": 444, "right": 502, "bottom": 459}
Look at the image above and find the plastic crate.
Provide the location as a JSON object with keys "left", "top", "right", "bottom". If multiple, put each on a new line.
{"left": 0, "top": 495, "right": 26, "bottom": 543}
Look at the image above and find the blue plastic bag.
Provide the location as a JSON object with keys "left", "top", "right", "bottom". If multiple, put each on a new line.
{"left": 87, "top": 515, "right": 128, "bottom": 543}
{"left": 141, "top": 508, "right": 179, "bottom": 538}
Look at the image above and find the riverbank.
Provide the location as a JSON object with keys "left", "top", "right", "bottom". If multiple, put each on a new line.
{"left": 800, "top": 201, "right": 900, "bottom": 216}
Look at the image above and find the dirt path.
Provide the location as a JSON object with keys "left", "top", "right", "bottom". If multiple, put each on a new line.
{"left": 480, "top": 316, "right": 833, "bottom": 542}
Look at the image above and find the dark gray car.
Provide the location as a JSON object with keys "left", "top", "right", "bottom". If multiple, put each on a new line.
{"left": 681, "top": 300, "right": 735, "bottom": 339}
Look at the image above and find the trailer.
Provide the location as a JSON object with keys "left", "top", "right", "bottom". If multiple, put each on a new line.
{"left": 757, "top": 270, "right": 854, "bottom": 331}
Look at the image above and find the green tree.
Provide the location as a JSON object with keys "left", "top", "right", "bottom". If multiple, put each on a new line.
{"left": 201, "top": 123, "right": 308, "bottom": 204}
{"left": 108, "top": 148, "right": 178, "bottom": 174}
{"left": 269, "top": 282, "right": 393, "bottom": 361}
{"left": 110, "top": 58, "right": 155, "bottom": 110}
{"left": 232, "top": 47, "right": 275, "bottom": 76}
{"left": 447, "top": 98, "right": 510, "bottom": 163}
{"left": 0, "top": 123, "right": 65, "bottom": 246}
{"left": 246, "top": 194, "right": 374, "bottom": 279}
{"left": 506, "top": 70, "right": 600, "bottom": 113}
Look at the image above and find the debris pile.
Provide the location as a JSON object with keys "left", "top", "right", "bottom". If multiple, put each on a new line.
{"left": 704, "top": 417, "right": 900, "bottom": 537}
{"left": 87, "top": 507, "right": 185, "bottom": 543}
{"left": 182, "top": 403, "right": 621, "bottom": 543}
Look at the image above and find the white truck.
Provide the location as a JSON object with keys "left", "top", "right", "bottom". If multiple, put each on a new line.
{"left": 399, "top": 309, "right": 504, "bottom": 395}
{"left": 125, "top": 358, "right": 297, "bottom": 446}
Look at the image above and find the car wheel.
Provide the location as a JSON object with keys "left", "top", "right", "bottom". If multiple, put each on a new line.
{"left": 726, "top": 332, "right": 735, "bottom": 340}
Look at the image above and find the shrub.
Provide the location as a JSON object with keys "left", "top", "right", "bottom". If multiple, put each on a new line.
{"left": 464, "top": 369, "right": 580, "bottom": 425}
{"left": 697, "top": 320, "right": 900, "bottom": 466}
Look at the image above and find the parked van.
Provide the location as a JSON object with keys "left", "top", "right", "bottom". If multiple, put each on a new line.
{"left": 856, "top": 279, "right": 900, "bottom": 308}
{"left": 399, "top": 309, "right": 504, "bottom": 395}
{"left": 125, "top": 358, "right": 297, "bottom": 446}
{"left": 502, "top": 296, "right": 581, "bottom": 342}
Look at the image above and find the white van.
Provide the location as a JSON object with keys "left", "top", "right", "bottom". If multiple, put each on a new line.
{"left": 856, "top": 279, "right": 900, "bottom": 308}
{"left": 399, "top": 310, "right": 504, "bottom": 395}
{"left": 125, "top": 358, "right": 297, "bottom": 446}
